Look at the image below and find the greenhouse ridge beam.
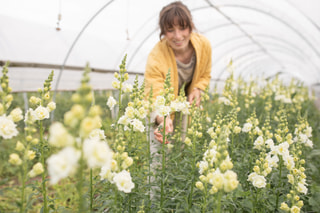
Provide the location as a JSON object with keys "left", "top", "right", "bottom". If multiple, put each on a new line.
{"left": 0, "top": 61, "right": 144, "bottom": 76}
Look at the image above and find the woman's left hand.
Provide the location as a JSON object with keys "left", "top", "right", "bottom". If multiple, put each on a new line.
{"left": 188, "top": 88, "right": 201, "bottom": 107}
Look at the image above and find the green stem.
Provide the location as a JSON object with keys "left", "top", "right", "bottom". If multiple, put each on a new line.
{"left": 90, "top": 169, "right": 93, "bottom": 212}
{"left": 147, "top": 116, "right": 151, "bottom": 208}
{"left": 275, "top": 157, "right": 283, "bottom": 211}
{"left": 117, "top": 82, "right": 123, "bottom": 121}
{"left": 215, "top": 191, "right": 222, "bottom": 213}
{"left": 40, "top": 121, "right": 48, "bottom": 213}
{"left": 178, "top": 112, "right": 183, "bottom": 152}
{"left": 202, "top": 183, "right": 208, "bottom": 213}
{"left": 160, "top": 116, "right": 167, "bottom": 209}
{"left": 77, "top": 147, "right": 85, "bottom": 213}
{"left": 230, "top": 133, "right": 234, "bottom": 158}
{"left": 20, "top": 163, "right": 27, "bottom": 213}
{"left": 188, "top": 134, "right": 197, "bottom": 210}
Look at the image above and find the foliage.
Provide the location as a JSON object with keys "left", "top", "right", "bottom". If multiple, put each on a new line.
{"left": 0, "top": 59, "right": 320, "bottom": 212}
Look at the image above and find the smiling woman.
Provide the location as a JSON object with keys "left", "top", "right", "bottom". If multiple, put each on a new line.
{"left": 145, "top": 1, "right": 212, "bottom": 143}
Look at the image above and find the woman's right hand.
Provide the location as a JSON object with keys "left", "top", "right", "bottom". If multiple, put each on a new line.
{"left": 154, "top": 116, "right": 173, "bottom": 143}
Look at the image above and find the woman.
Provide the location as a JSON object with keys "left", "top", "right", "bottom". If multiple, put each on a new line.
{"left": 145, "top": 1, "right": 212, "bottom": 143}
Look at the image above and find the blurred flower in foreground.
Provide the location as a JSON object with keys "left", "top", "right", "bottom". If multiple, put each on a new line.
{"left": 47, "top": 146, "right": 80, "bottom": 184}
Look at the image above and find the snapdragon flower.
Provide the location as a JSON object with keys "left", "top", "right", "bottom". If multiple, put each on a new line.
{"left": 107, "top": 96, "right": 117, "bottom": 110}
{"left": 9, "top": 153, "right": 22, "bottom": 165}
{"left": 131, "top": 118, "right": 145, "bottom": 132}
{"left": 48, "top": 122, "right": 74, "bottom": 147}
{"left": 218, "top": 96, "right": 231, "bottom": 105}
{"left": 29, "top": 162, "right": 44, "bottom": 177}
{"left": 122, "top": 83, "right": 133, "bottom": 93}
{"left": 0, "top": 115, "right": 18, "bottom": 139}
{"left": 9, "top": 108, "right": 23, "bottom": 122}
{"left": 89, "top": 128, "right": 106, "bottom": 140}
{"left": 47, "top": 101, "right": 56, "bottom": 112}
{"left": 113, "top": 170, "right": 135, "bottom": 193}
{"left": 83, "top": 138, "right": 113, "bottom": 168}
{"left": 248, "top": 172, "right": 266, "bottom": 188}
{"left": 253, "top": 135, "right": 264, "bottom": 150}
{"left": 34, "top": 105, "right": 50, "bottom": 120}
{"left": 47, "top": 146, "right": 80, "bottom": 184}
{"left": 242, "top": 122, "right": 252, "bottom": 133}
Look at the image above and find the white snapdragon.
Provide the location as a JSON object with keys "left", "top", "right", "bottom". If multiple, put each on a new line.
{"left": 204, "top": 148, "right": 217, "bottom": 165}
{"left": 242, "top": 123, "right": 252, "bottom": 133}
{"left": 24, "top": 109, "right": 36, "bottom": 123}
{"left": 223, "top": 170, "right": 239, "bottom": 192}
{"left": 113, "top": 170, "right": 135, "bottom": 193}
{"left": 305, "top": 126, "right": 312, "bottom": 137}
{"left": 47, "top": 102, "right": 56, "bottom": 112}
{"left": 299, "top": 134, "right": 308, "bottom": 143}
{"left": 83, "top": 138, "right": 113, "bottom": 168}
{"left": 48, "top": 122, "right": 74, "bottom": 147}
{"left": 34, "top": 105, "right": 50, "bottom": 120}
{"left": 125, "top": 106, "right": 135, "bottom": 119}
{"left": 253, "top": 126, "right": 262, "bottom": 135}
{"left": 271, "top": 141, "right": 289, "bottom": 156}
{"left": 131, "top": 118, "right": 145, "bottom": 133}
{"left": 218, "top": 97, "right": 230, "bottom": 105}
{"left": 136, "top": 107, "right": 147, "bottom": 119}
{"left": 181, "top": 102, "right": 190, "bottom": 115}
{"left": 253, "top": 136, "right": 264, "bottom": 150}
{"left": 0, "top": 115, "right": 18, "bottom": 139}
{"left": 156, "top": 105, "right": 171, "bottom": 117}
{"left": 122, "top": 83, "right": 133, "bottom": 93}
{"left": 305, "top": 139, "right": 313, "bottom": 148}
{"left": 47, "top": 147, "right": 80, "bottom": 184}
{"left": 155, "top": 96, "right": 165, "bottom": 106}
{"left": 199, "top": 160, "right": 209, "bottom": 175}
{"left": 170, "top": 100, "right": 190, "bottom": 113}
{"left": 283, "top": 154, "right": 295, "bottom": 170}
{"left": 9, "top": 108, "right": 23, "bottom": 122}
{"left": 118, "top": 115, "right": 130, "bottom": 126}
{"left": 265, "top": 139, "right": 274, "bottom": 149}
{"left": 112, "top": 81, "right": 120, "bottom": 89}
{"left": 297, "top": 182, "right": 308, "bottom": 194}
{"left": 184, "top": 137, "right": 192, "bottom": 146}
{"left": 248, "top": 172, "right": 266, "bottom": 188}
{"left": 100, "top": 166, "right": 115, "bottom": 182}
{"left": 107, "top": 96, "right": 117, "bottom": 110}
{"left": 89, "top": 129, "right": 106, "bottom": 140}
{"left": 208, "top": 169, "right": 224, "bottom": 189}
{"left": 265, "top": 154, "right": 279, "bottom": 168}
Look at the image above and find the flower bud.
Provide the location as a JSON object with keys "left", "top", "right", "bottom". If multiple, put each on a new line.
{"left": 15, "top": 141, "right": 25, "bottom": 151}
{"left": 27, "top": 150, "right": 36, "bottom": 160}
{"left": 9, "top": 153, "right": 22, "bottom": 165}
{"left": 195, "top": 181, "right": 204, "bottom": 190}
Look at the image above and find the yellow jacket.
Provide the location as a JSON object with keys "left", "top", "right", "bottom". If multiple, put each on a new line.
{"left": 145, "top": 32, "right": 212, "bottom": 99}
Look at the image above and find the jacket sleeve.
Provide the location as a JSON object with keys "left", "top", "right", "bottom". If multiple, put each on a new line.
{"left": 193, "top": 37, "right": 212, "bottom": 91}
{"left": 144, "top": 50, "right": 166, "bottom": 100}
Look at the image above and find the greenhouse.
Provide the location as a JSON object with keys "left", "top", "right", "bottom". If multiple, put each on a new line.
{"left": 1, "top": 0, "right": 320, "bottom": 212}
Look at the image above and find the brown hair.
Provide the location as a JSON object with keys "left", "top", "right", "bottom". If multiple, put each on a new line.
{"left": 159, "top": 1, "right": 195, "bottom": 39}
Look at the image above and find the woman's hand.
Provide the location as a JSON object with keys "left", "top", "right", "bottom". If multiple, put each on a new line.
{"left": 188, "top": 88, "right": 201, "bottom": 107}
{"left": 154, "top": 116, "right": 173, "bottom": 143}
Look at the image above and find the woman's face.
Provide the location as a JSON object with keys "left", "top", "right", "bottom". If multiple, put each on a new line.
{"left": 164, "top": 19, "right": 191, "bottom": 53}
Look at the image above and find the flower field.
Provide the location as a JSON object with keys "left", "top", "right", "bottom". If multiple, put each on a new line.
{"left": 0, "top": 58, "right": 320, "bottom": 213}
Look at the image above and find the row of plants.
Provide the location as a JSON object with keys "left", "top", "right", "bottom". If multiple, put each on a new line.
{"left": 0, "top": 58, "right": 319, "bottom": 212}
